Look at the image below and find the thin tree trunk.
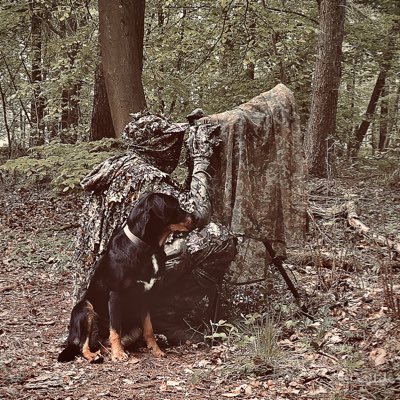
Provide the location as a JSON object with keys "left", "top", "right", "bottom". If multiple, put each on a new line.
{"left": 345, "top": 57, "right": 357, "bottom": 159}
{"left": 370, "top": 118, "right": 377, "bottom": 154}
{"left": 390, "top": 84, "right": 400, "bottom": 142}
{"left": 378, "top": 85, "right": 388, "bottom": 151}
{"left": 244, "top": 7, "right": 256, "bottom": 81}
{"left": 98, "top": 0, "right": 146, "bottom": 137}
{"left": 156, "top": 2, "right": 165, "bottom": 114}
{"left": 305, "top": 0, "right": 346, "bottom": 177}
{"left": 350, "top": 18, "right": 399, "bottom": 157}
{"left": 29, "top": 0, "right": 45, "bottom": 147}
{"left": 271, "top": 31, "right": 286, "bottom": 84}
{"left": 0, "top": 81, "right": 12, "bottom": 158}
{"left": 90, "top": 62, "right": 114, "bottom": 140}
{"left": 60, "top": 82, "right": 81, "bottom": 143}
{"left": 59, "top": 15, "right": 84, "bottom": 144}
{"left": 168, "top": 8, "right": 186, "bottom": 116}
{"left": 0, "top": 51, "right": 32, "bottom": 128}
{"left": 350, "top": 71, "right": 386, "bottom": 157}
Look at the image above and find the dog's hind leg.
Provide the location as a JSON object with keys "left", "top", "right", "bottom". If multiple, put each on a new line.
{"left": 81, "top": 301, "right": 103, "bottom": 363}
{"left": 58, "top": 300, "right": 102, "bottom": 363}
{"left": 58, "top": 301, "right": 84, "bottom": 362}
{"left": 142, "top": 312, "right": 165, "bottom": 357}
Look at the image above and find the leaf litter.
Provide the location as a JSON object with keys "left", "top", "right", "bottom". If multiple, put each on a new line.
{"left": 1, "top": 166, "right": 400, "bottom": 399}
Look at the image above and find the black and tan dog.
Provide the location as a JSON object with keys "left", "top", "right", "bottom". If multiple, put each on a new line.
{"left": 58, "top": 193, "right": 197, "bottom": 363}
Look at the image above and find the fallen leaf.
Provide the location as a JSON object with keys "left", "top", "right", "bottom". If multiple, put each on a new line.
{"left": 196, "top": 359, "right": 212, "bottom": 368}
{"left": 369, "top": 348, "right": 387, "bottom": 366}
{"left": 308, "top": 386, "right": 328, "bottom": 395}
{"left": 329, "top": 334, "right": 342, "bottom": 344}
{"left": 166, "top": 380, "right": 183, "bottom": 387}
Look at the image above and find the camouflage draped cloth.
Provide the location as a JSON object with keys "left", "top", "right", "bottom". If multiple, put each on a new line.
{"left": 202, "top": 84, "right": 307, "bottom": 283}
{"left": 206, "top": 83, "right": 306, "bottom": 245}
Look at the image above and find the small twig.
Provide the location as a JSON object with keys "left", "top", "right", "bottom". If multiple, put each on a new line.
{"left": 48, "top": 223, "right": 80, "bottom": 232}
{"left": 0, "top": 284, "right": 17, "bottom": 293}
{"left": 317, "top": 350, "right": 339, "bottom": 363}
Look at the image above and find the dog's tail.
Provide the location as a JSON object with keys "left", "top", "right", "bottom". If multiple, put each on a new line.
{"left": 58, "top": 343, "right": 80, "bottom": 362}
{"left": 58, "top": 321, "right": 81, "bottom": 362}
{"left": 58, "top": 301, "right": 85, "bottom": 362}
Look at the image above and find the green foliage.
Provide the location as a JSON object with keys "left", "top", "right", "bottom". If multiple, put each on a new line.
{"left": 0, "top": 0, "right": 399, "bottom": 159}
{"left": 0, "top": 138, "right": 121, "bottom": 193}
{"left": 205, "top": 313, "right": 282, "bottom": 377}
{"left": 143, "top": 0, "right": 318, "bottom": 120}
{"left": 0, "top": 0, "right": 98, "bottom": 146}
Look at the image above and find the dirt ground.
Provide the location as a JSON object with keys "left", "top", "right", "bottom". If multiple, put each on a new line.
{"left": 1, "top": 162, "right": 400, "bottom": 399}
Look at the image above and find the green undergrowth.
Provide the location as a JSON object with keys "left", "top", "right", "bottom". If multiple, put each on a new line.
{"left": 0, "top": 138, "right": 122, "bottom": 193}
{"left": 205, "top": 313, "right": 286, "bottom": 379}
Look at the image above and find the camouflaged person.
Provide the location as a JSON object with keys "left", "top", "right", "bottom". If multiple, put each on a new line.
{"left": 72, "top": 111, "right": 237, "bottom": 344}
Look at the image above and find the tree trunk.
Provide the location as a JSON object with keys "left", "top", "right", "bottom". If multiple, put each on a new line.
{"left": 244, "top": 8, "right": 256, "bottom": 81}
{"left": 90, "top": 62, "right": 115, "bottom": 140}
{"left": 378, "top": 85, "right": 389, "bottom": 151}
{"left": 98, "top": 0, "right": 147, "bottom": 137}
{"left": 390, "top": 84, "right": 400, "bottom": 142}
{"left": 345, "top": 57, "right": 357, "bottom": 159}
{"left": 271, "top": 31, "right": 287, "bottom": 84}
{"left": 168, "top": 8, "right": 186, "bottom": 116}
{"left": 29, "top": 0, "right": 45, "bottom": 147}
{"left": 60, "top": 82, "right": 82, "bottom": 143}
{"left": 59, "top": 16, "right": 83, "bottom": 144}
{"left": 305, "top": 0, "right": 346, "bottom": 177}
{"left": 0, "top": 81, "right": 12, "bottom": 158}
{"left": 350, "top": 71, "right": 386, "bottom": 157}
{"left": 350, "top": 18, "right": 399, "bottom": 157}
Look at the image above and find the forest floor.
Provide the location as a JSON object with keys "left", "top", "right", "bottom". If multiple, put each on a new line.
{"left": 0, "top": 158, "right": 400, "bottom": 400}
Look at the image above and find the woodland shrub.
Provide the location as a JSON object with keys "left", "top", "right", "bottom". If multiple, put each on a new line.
{"left": 0, "top": 139, "right": 121, "bottom": 193}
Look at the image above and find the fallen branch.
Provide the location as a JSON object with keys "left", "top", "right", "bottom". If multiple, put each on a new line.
{"left": 310, "top": 201, "right": 400, "bottom": 254}
{"left": 293, "top": 250, "right": 356, "bottom": 271}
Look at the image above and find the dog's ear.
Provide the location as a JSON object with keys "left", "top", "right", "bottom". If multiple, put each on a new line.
{"left": 127, "top": 195, "right": 153, "bottom": 236}
{"left": 148, "top": 196, "right": 169, "bottom": 224}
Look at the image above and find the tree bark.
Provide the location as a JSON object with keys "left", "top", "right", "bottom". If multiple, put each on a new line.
{"left": 350, "top": 71, "right": 386, "bottom": 156}
{"left": 59, "top": 16, "right": 83, "bottom": 144}
{"left": 98, "top": 0, "right": 147, "bottom": 137}
{"left": 0, "top": 81, "right": 11, "bottom": 158}
{"left": 390, "top": 84, "right": 400, "bottom": 141}
{"left": 90, "top": 62, "right": 115, "bottom": 140}
{"left": 29, "top": 0, "right": 45, "bottom": 147}
{"left": 378, "top": 85, "right": 389, "bottom": 151}
{"left": 305, "top": 0, "right": 346, "bottom": 177}
{"left": 350, "top": 18, "right": 400, "bottom": 157}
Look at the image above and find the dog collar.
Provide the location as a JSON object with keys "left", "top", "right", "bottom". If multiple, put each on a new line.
{"left": 123, "top": 224, "right": 167, "bottom": 261}
{"left": 123, "top": 224, "right": 150, "bottom": 248}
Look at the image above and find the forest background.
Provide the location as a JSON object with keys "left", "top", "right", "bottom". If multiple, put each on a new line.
{"left": 0, "top": 0, "right": 399, "bottom": 176}
{"left": 1, "top": 1, "right": 400, "bottom": 399}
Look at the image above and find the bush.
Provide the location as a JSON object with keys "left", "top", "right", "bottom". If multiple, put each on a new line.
{"left": 0, "top": 139, "right": 122, "bottom": 193}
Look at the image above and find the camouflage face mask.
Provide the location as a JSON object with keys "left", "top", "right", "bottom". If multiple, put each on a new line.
{"left": 122, "top": 112, "right": 187, "bottom": 174}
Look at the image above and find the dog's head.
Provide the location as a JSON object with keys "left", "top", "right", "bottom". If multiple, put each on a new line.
{"left": 127, "top": 193, "right": 198, "bottom": 247}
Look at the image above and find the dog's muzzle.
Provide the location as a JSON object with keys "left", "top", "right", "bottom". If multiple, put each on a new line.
{"left": 169, "top": 212, "right": 199, "bottom": 233}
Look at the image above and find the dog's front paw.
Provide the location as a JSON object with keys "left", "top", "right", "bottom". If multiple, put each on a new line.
{"left": 83, "top": 349, "right": 104, "bottom": 364}
{"left": 89, "top": 352, "right": 104, "bottom": 364}
{"left": 149, "top": 345, "right": 166, "bottom": 358}
{"left": 111, "top": 349, "right": 129, "bottom": 362}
